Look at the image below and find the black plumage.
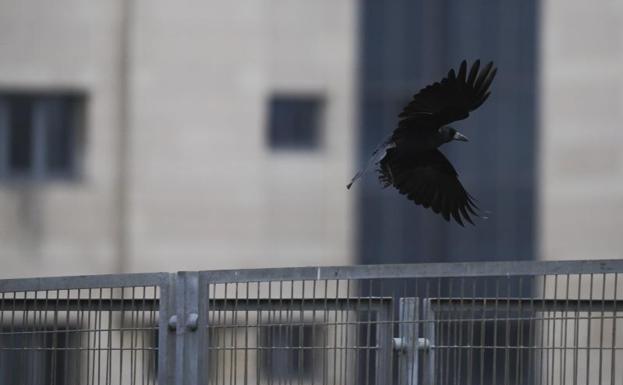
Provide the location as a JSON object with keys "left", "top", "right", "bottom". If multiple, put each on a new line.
{"left": 347, "top": 60, "right": 497, "bottom": 226}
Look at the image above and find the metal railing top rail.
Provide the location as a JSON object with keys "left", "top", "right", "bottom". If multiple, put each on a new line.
{"left": 0, "top": 272, "right": 169, "bottom": 292}
{"left": 0, "top": 259, "right": 621, "bottom": 292}
{"left": 198, "top": 259, "right": 623, "bottom": 283}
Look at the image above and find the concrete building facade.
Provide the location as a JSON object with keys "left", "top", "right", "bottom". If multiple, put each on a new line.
{"left": 0, "top": 0, "right": 620, "bottom": 279}
{"left": 0, "top": 0, "right": 357, "bottom": 276}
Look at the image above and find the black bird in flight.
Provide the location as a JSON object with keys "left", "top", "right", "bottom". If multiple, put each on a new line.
{"left": 347, "top": 60, "right": 497, "bottom": 225}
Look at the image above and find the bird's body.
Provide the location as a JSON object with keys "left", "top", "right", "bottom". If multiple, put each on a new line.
{"left": 347, "top": 60, "right": 497, "bottom": 226}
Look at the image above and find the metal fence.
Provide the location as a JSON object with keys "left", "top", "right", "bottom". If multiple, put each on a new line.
{"left": 1, "top": 260, "right": 623, "bottom": 385}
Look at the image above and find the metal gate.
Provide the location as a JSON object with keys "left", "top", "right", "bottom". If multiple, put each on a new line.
{"left": 1, "top": 260, "right": 623, "bottom": 385}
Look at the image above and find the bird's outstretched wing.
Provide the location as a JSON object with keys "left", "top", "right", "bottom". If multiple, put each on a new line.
{"left": 395, "top": 60, "right": 497, "bottom": 136}
{"left": 379, "top": 148, "right": 480, "bottom": 226}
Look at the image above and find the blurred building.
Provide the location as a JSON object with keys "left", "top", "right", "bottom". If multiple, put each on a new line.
{"left": 0, "top": 1, "right": 620, "bottom": 278}
{"left": 0, "top": 0, "right": 357, "bottom": 276}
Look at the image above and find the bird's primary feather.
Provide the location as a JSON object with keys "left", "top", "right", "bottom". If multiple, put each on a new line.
{"left": 394, "top": 60, "right": 497, "bottom": 142}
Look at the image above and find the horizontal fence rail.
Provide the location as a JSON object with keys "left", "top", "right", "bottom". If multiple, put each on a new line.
{"left": 0, "top": 259, "right": 622, "bottom": 385}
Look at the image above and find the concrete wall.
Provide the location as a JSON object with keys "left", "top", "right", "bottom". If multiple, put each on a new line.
{"left": 0, "top": 0, "right": 357, "bottom": 277}
{"left": 0, "top": 0, "right": 125, "bottom": 276}
{"left": 540, "top": 0, "right": 623, "bottom": 261}
{"left": 127, "top": 0, "right": 357, "bottom": 271}
{"left": 1, "top": 0, "right": 622, "bottom": 278}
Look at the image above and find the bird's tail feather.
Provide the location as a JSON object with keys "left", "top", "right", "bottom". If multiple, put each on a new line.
{"left": 346, "top": 137, "right": 395, "bottom": 189}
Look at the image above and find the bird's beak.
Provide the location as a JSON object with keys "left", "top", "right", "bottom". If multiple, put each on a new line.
{"left": 453, "top": 132, "right": 469, "bottom": 142}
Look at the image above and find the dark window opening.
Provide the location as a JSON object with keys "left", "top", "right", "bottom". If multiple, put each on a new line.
{"left": 267, "top": 95, "right": 323, "bottom": 150}
{"left": 0, "top": 92, "right": 84, "bottom": 181}
{"left": 0, "top": 325, "right": 80, "bottom": 385}
{"left": 260, "top": 323, "right": 324, "bottom": 380}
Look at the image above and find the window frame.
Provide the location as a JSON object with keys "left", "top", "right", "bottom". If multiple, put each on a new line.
{"left": 266, "top": 93, "right": 326, "bottom": 151}
{"left": 0, "top": 91, "right": 86, "bottom": 183}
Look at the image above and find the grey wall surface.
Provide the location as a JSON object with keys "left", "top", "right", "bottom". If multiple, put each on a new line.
{"left": 357, "top": 1, "right": 538, "bottom": 264}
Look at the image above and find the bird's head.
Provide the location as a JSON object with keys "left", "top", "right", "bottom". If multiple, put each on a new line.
{"left": 439, "top": 126, "right": 469, "bottom": 143}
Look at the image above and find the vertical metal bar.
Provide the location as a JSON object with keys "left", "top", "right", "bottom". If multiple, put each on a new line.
{"left": 598, "top": 273, "right": 607, "bottom": 385}
{"left": 504, "top": 278, "right": 511, "bottom": 385}
{"left": 456, "top": 277, "right": 466, "bottom": 385}
{"left": 105, "top": 288, "right": 114, "bottom": 385}
{"left": 65, "top": 289, "right": 73, "bottom": 384}
{"left": 467, "top": 278, "right": 476, "bottom": 385}
{"left": 423, "top": 297, "right": 436, "bottom": 385}
{"left": 515, "top": 277, "right": 524, "bottom": 385}
{"left": 138, "top": 287, "right": 147, "bottom": 385}
{"left": 53, "top": 289, "right": 61, "bottom": 385}
{"left": 610, "top": 274, "right": 618, "bottom": 385}
{"left": 288, "top": 280, "right": 295, "bottom": 385}
{"left": 23, "top": 290, "right": 31, "bottom": 385}
{"left": 129, "top": 286, "right": 137, "bottom": 385}
{"left": 538, "top": 275, "right": 548, "bottom": 385}
{"left": 267, "top": 281, "right": 274, "bottom": 385}
{"left": 343, "top": 279, "right": 352, "bottom": 385}
{"left": 197, "top": 276, "right": 211, "bottom": 385}
{"left": 573, "top": 275, "right": 582, "bottom": 385}
{"left": 336, "top": 280, "right": 343, "bottom": 385}
{"left": 184, "top": 272, "right": 200, "bottom": 385}
{"left": 298, "top": 280, "right": 306, "bottom": 385}
{"left": 397, "top": 282, "right": 406, "bottom": 385}
{"left": 571, "top": 274, "right": 582, "bottom": 385}
{"left": 232, "top": 282, "right": 239, "bottom": 385}
{"left": 159, "top": 275, "right": 176, "bottom": 385}
{"left": 77, "top": 288, "right": 85, "bottom": 385}
{"left": 560, "top": 275, "right": 570, "bottom": 385}
{"left": 331, "top": 280, "right": 339, "bottom": 385}
{"left": 216, "top": 283, "right": 226, "bottom": 385}
{"left": 398, "top": 298, "right": 419, "bottom": 385}
{"left": 364, "top": 280, "right": 372, "bottom": 385}
{"left": 442, "top": 279, "right": 451, "bottom": 385}
{"left": 146, "top": 284, "right": 156, "bottom": 384}
{"left": 586, "top": 274, "right": 594, "bottom": 385}
{"left": 491, "top": 279, "right": 500, "bottom": 385}
{"left": 310, "top": 280, "right": 318, "bottom": 385}
{"left": 119, "top": 286, "right": 127, "bottom": 384}
{"left": 547, "top": 274, "right": 558, "bottom": 385}
{"left": 243, "top": 282, "right": 250, "bottom": 385}
{"left": 377, "top": 283, "right": 393, "bottom": 385}
{"left": 526, "top": 276, "right": 536, "bottom": 385}
{"left": 478, "top": 280, "right": 487, "bottom": 385}
{"left": 96, "top": 288, "right": 103, "bottom": 385}
{"left": 354, "top": 280, "right": 362, "bottom": 385}
{"left": 256, "top": 282, "right": 262, "bottom": 385}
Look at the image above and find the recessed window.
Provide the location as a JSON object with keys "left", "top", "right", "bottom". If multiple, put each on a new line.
{"left": 0, "top": 324, "right": 79, "bottom": 384}
{"left": 260, "top": 323, "right": 324, "bottom": 380}
{"left": 0, "top": 93, "right": 84, "bottom": 181}
{"left": 267, "top": 95, "right": 323, "bottom": 150}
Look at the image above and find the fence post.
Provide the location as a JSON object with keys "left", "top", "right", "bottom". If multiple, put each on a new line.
{"left": 173, "top": 271, "right": 200, "bottom": 385}
{"left": 422, "top": 299, "right": 435, "bottom": 385}
{"left": 397, "top": 298, "right": 419, "bottom": 385}
{"left": 158, "top": 273, "right": 178, "bottom": 384}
